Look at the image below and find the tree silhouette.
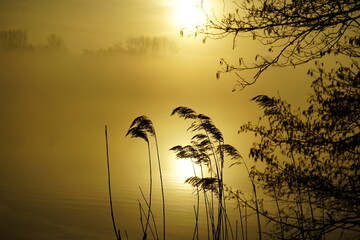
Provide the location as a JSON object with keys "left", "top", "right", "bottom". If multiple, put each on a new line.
{"left": 47, "top": 34, "right": 65, "bottom": 51}
{"left": 126, "top": 36, "right": 178, "bottom": 56}
{"left": 82, "top": 36, "right": 178, "bottom": 57}
{"left": 0, "top": 30, "right": 30, "bottom": 50}
{"left": 191, "top": 0, "right": 359, "bottom": 90}
{"left": 187, "top": 1, "right": 359, "bottom": 238}
{"left": 237, "top": 61, "right": 359, "bottom": 239}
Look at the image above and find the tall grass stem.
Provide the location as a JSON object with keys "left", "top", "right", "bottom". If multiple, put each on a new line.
{"left": 154, "top": 134, "right": 166, "bottom": 240}
{"left": 105, "top": 125, "right": 121, "bottom": 240}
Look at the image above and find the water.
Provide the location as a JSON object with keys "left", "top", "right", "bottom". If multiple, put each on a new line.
{"left": 0, "top": 158, "right": 249, "bottom": 240}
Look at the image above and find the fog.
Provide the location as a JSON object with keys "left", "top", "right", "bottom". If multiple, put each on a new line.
{"left": 0, "top": 26, "right": 320, "bottom": 238}
{"left": 0, "top": 39, "right": 314, "bottom": 189}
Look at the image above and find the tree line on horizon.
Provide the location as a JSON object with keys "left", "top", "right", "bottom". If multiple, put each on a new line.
{"left": 0, "top": 29, "right": 178, "bottom": 56}
{"left": 0, "top": 30, "right": 65, "bottom": 52}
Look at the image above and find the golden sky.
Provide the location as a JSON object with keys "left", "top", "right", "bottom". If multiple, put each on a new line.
{"left": 0, "top": 0, "right": 314, "bottom": 179}
{"left": 0, "top": 0, "right": 211, "bottom": 52}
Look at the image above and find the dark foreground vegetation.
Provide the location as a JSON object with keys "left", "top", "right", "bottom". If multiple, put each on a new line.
{"left": 101, "top": 0, "right": 360, "bottom": 239}
{"left": 106, "top": 60, "right": 359, "bottom": 239}
{"left": 105, "top": 0, "right": 359, "bottom": 239}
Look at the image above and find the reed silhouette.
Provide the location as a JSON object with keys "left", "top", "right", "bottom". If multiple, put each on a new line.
{"left": 105, "top": 125, "right": 122, "bottom": 240}
{"left": 126, "top": 116, "right": 165, "bottom": 240}
{"left": 106, "top": 109, "right": 262, "bottom": 240}
{"left": 170, "top": 106, "right": 251, "bottom": 240}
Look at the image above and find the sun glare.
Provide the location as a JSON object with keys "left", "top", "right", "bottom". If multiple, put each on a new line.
{"left": 174, "top": 158, "right": 196, "bottom": 181}
{"left": 172, "top": 0, "right": 206, "bottom": 29}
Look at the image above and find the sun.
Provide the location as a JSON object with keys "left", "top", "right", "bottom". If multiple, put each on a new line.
{"left": 172, "top": 0, "right": 206, "bottom": 29}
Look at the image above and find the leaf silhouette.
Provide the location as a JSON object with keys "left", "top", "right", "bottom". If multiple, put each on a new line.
{"left": 251, "top": 95, "right": 280, "bottom": 116}
{"left": 251, "top": 95, "right": 275, "bottom": 108}
{"left": 171, "top": 106, "right": 198, "bottom": 119}
{"left": 193, "top": 152, "right": 211, "bottom": 165}
{"left": 126, "top": 127, "right": 149, "bottom": 142}
{"left": 126, "top": 115, "right": 155, "bottom": 142}
{"left": 197, "top": 114, "right": 211, "bottom": 120}
{"left": 192, "top": 139, "right": 212, "bottom": 152}
{"left": 169, "top": 145, "right": 183, "bottom": 152}
{"left": 129, "top": 116, "right": 155, "bottom": 135}
{"left": 185, "top": 176, "right": 218, "bottom": 192}
{"left": 217, "top": 144, "right": 242, "bottom": 161}
{"left": 170, "top": 145, "right": 199, "bottom": 159}
{"left": 191, "top": 133, "right": 208, "bottom": 142}
{"left": 200, "top": 120, "right": 223, "bottom": 142}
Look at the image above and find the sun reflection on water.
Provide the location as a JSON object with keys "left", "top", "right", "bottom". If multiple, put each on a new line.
{"left": 173, "top": 157, "right": 196, "bottom": 182}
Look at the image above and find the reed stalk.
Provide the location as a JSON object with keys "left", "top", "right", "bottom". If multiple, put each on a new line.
{"left": 126, "top": 116, "right": 165, "bottom": 240}
{"left": 273, "top": 186, "right": 284, "bottom": 240}
{"left": 242, "top": 157, "right": 262, "bottom": 240}
{"left": 139, "top": 187, "right": 159, "bottom": 240}
{"left": 154, "top": 133, "right": 166, "bottom": 240}
{"left": 191, "top": 160, "right": 200, "bottom": 240}
{"left": 200, "top": 164, "right": 211, "bottom": 240}
{"left": 138, "top": 201, "right": 156, "bottom": 240}
{"left": 245, "top": 204, "right": 248, "bottom": 240}
{"left": 105, "top": 125, "right": 121, "bottom": 240}
{"left": 237, "top": 198, "right": 245, "bottom": 240}
{"left": 143, "top": 141, "right": 153, "bottom": 240}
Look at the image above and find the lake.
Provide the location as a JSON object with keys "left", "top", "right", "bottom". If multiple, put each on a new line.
{"left": 0, "top": 150, "right": 259, "bottom": 240}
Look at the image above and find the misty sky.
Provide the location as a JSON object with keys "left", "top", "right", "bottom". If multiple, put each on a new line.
{"left": 0, "top": 0, "right": 196, "bottom": 52}
{"left": 0, "top": 0, "right": 315, "bottom": 179}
